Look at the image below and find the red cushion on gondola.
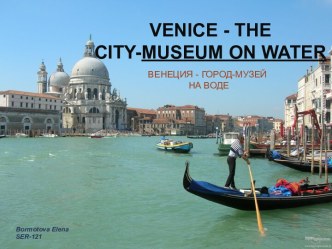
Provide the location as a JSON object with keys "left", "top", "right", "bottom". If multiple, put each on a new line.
{"left": 275, "top": 178, "right": 301, "bottom": 195}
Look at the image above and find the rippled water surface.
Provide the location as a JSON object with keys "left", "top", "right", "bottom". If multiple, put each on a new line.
{"left": 1, "top": 136, "right": 332, "bottom": 249}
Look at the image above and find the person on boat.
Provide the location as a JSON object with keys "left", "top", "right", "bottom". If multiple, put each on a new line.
{"left": 224, "top": 135, "right": 248, "bottom": 190}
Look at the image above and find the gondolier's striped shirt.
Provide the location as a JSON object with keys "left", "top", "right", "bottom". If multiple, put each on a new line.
{"left": 228, "top": 139, "right": 244, "bottom": 158}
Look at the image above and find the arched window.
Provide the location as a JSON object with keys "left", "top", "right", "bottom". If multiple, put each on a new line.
{"left": 115, "top": 110, "right": 120, "bottom": 129}
{"left": 87, "top": 88, "right": 92, "bottom": 100}
{"left": 89, "top": 107, "right": 100, "bottom": 113}
{"left": 0, "top": 117, "right": 6, "bottom": 135}
{"left": 23, "top": 117, "right": 31, "bottom": 131}
{"left": 63, "top": 107, "right": 71, "bottom": 113}
{"left": 93, "top": 88, "right": 98, "bottom": 100}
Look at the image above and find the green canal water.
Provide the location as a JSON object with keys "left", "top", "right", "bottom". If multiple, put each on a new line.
{"left": 1, "top": 136, "right": 332, "bottom": 249}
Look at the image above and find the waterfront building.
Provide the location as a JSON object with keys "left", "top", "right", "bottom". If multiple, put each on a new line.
{"left": 205, "top": 115, "right": 221, "bottom": 135}
{"left": 284, "top": 93, "right": 297, "bottom": 129}
{"left": 127, "top": 107, "right": 157, "bottom": 134}
{"left": 294, "top": 55, "right": 331, "bottom": 129}
{"left": 272, "top": 118, "right": 284, "bottom": 134}
{"left": 61, "top": 37, "right": 127, "bottom": 133}
{"left": 235, "top": 115, "right": 274, "bottom": 134}
{"left": 206, "top": 114, "right": 233, "bottom": 135}
{"left": 0, "top": 90, "right": 62, "bottom": 135}
{"left": 153, "top": 104, "right": 206, "bottom": 135}
{"left": 242, "top": 115, "right": 262, "bottom": 127}
{"left": 215, "top": 114, "right": 234, "bottom": 132}
{"left": 257, "top": 117, "right": 273, "bottom": 133}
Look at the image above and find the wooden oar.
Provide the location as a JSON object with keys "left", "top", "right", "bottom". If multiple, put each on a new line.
{"left": 245, "top": 157, "right": 265, "bottom": 236}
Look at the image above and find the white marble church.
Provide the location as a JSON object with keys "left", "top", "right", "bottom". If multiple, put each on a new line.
{"left": 37, "top": 37, "right": 127, "bottom": 133}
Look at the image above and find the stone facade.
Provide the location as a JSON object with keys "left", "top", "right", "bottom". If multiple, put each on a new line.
{"left": 284, "top": 93, "right": 297, "bottom": 128}
{"left": 286, "top": 55, "right": 331, "bottom": 130}
{"left": 127, "top": 107, "right": 157, "bottom": 134}
{"left": 153, "top": 105, "right": 206, "bottom": 135}
{"left": 0, "top": 90, "right": 62, "bottom": 135}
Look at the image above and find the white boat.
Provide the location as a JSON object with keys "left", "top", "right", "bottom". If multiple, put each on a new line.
{"left": 41, "top": 134, "right": 58, "bottom": 138}
{"left": 218, "top": 132, "right": 240, "bottom": 156}
{"left": 90, "top": 134, "right": 104, "bottom": 138}
{"left": 104, "top": 133, "right": 118, "bottom": 138}
{"left": 15, "top": 133, "right": 28, "bottom": 138}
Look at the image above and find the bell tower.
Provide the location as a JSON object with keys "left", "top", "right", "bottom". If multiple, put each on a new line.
{"left": 37, "top": 61, "right": 48, "bottom": 93}
{"left": 84, "top": 34, "right": 95, "bottom": 57}
{"left": 57, "top": 57, "right": 64, "bottom": 72}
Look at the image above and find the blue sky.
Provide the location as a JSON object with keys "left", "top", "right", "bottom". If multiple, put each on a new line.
{"left": 1, "top": 0, "right": 331, "bottom": 118}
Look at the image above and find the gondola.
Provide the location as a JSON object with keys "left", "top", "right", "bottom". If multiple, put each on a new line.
{"left": 271, "top": 158, "right": 332, "bottom": 173}
{"left": 268, "top": 149, "right": 332, "bottom": 173}
{"left": 183, "top": 162, "right": 332, "bottom": 211}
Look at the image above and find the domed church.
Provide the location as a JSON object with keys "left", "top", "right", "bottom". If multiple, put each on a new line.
{"left": 62, "top": 37, "right": 127, "bottom": 133}
{"left": 38, "top": 37, "right": 127, "bottom": 133}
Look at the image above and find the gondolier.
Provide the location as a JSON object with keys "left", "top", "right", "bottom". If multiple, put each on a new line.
{"left": 224, "top": 134, "right": 248, "bottom": 189}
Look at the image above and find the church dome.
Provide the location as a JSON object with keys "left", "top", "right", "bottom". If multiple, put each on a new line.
{"left": 71, "top": 57, "right": 109, "bottom": 79}
{"left": 49, "top": 71, "right": 70, "bottom": 87}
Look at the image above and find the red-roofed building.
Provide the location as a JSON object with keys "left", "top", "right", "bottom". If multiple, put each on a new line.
{"left": 153, "top": 104, "right": 206, "bottom": 135}
{"left": 127, "top": 107, "right": 157, "bottom": 134}
{"left": 234, "top": 115, "right": 273, "bottom": 133}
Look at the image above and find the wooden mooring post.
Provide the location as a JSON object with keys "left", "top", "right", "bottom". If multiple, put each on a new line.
{"left": 287, "top": 128, "right": 291, "bottom": 157}
{"left": 270, "top": 130, "right": 275, "bottom": 151}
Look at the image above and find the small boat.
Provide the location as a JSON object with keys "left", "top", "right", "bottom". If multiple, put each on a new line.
{"left": 0, "top": 134, "right": 6, "bottom": 139}
{"left": 15, "top": 133, "right": 28, "bottom": 138}
{"left": 156, "top": 137, "right": 193, "bottom": 153}
{"left": 41, "top": 134, "right": 58, "bottom": 138}
{"left": 104, "top": 133, "right": 118, "bottom": 138}
{"left": 183, "top": 162, "right": 332, "bottom": 210}
{"left": 268, "top": 149, "right": 303, "bottom": 161}
{"left": 187, "top": 135, "right": 213, "bottom": 139}
{"left": 217, "top": 132, "right": 239, "bottom": 156}
{"left": 90, "top": 134, "right": 104, "bottom": 138}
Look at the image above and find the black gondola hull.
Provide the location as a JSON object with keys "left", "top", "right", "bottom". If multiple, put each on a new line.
{"left": 183, "top": 163, "right": 332, "bottom": 211}
{"left": 272, "top": 159, "right": 332, "bottom": 173}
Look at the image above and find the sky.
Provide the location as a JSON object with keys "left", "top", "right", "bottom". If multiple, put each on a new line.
{"left": 1, "top": 0, "right": 331, "bottom": 119}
